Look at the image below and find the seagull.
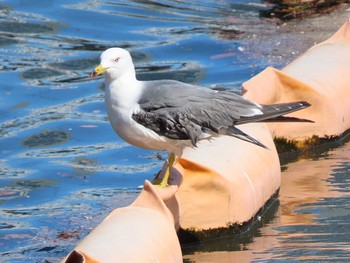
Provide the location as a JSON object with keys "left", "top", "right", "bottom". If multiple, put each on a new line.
{"left": 90, "top": 48, "right": 311, "bottom": 187}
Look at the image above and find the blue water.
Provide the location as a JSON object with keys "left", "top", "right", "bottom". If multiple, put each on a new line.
{"left": 1, "top": 0, "right": 350, "bottom": 262}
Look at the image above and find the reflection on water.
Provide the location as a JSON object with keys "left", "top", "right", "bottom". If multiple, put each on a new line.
{"left": 0, "top": 0, "right": 349, "bottom": 261}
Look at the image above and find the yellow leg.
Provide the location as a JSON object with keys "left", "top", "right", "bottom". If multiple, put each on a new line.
{"left": 153, "top": 153, "right": 176, "bottom": 188}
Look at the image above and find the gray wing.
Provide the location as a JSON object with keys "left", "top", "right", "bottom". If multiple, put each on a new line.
{"left": 132, "top": 80, "right": 310, "bottom": 147}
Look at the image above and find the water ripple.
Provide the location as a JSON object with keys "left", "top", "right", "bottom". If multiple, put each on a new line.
{"left": 0, "top": 93, "right": 106, "bottom": 138}
{"left": 18, "top": 142, "right": 127, "bottom": 159}
{"left": 55, "top": 159, "right": 160, "bottom": 174}
{"left": 0, "top": 160, "right": 32, "bottom": 179}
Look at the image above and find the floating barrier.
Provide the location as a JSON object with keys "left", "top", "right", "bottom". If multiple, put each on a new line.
{"left": 172, "top": 123, "right": 280, "bottom": 231}
{"left": 62, "top": 181, "right": 182, "bottom": 263}
{"left": 243, "top": 19, "right": 350, "bottom": 148}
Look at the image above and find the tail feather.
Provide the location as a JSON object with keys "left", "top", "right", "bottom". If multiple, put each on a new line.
{"left": 262, "top": 101, "right": 311, "bottom": 119}
{"left": 228, "top": 101, "right": 312, "bottom": 148}
{"left": 237, "top": 101, "right": 312, "bottom": 124}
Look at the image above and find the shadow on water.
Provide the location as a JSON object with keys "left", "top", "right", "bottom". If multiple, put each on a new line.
{"left": 0, "top": 0, "right": 350, "bottom": 262}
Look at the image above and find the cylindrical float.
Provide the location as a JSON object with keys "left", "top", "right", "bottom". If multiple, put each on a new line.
{"left": 243, "top": 19, "right": 350, "bottom": 147}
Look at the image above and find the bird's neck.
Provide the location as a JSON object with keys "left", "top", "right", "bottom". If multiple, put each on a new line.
{"left": 105, "top": 72, "right": 143, "bottom": 110}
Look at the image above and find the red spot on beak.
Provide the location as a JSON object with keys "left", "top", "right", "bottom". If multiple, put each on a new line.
{"left": 90, "top": 71, "right": 98, "bottom": 78}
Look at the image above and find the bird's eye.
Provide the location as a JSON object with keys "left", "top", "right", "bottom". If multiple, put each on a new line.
{"left": 114, "top": 57, "right": 120, "bottom": 62}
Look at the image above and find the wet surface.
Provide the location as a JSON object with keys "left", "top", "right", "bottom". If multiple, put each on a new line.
{"left": 0, "top": 0, "right": 350, "bottom": 262}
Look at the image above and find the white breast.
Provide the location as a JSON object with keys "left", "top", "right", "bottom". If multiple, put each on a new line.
{"left": 104, "top": 79, "right": 182, "bottom": 152}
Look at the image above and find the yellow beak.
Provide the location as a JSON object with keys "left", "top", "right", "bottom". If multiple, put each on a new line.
{"left": 90, "top": 64, "right": 107, "bottom": 78}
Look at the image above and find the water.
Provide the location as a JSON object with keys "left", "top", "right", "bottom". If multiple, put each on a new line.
{"left": 0, "top": 0, "right": 349, "bottom": 262}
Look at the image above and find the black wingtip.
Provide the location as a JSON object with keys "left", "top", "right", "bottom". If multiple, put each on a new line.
{"left": 264, "top": 116, "right": 314, "bottom": 123}
{"left": 226, "top": 126, "right": 269, "bottom": 149}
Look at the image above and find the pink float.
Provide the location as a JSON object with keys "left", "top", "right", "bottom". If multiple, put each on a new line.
{"left": 171, "top": 123, "right": 280, "bottom": 231}
{"left": 62, "top": 181, "right": 182, "bottom": 263}
{"left": 243, "top": 19, "right": 350, "bottom": 146}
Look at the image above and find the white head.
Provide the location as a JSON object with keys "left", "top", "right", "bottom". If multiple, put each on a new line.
{"left": 90, "top": 48, "right": 135, "bottom": 80}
